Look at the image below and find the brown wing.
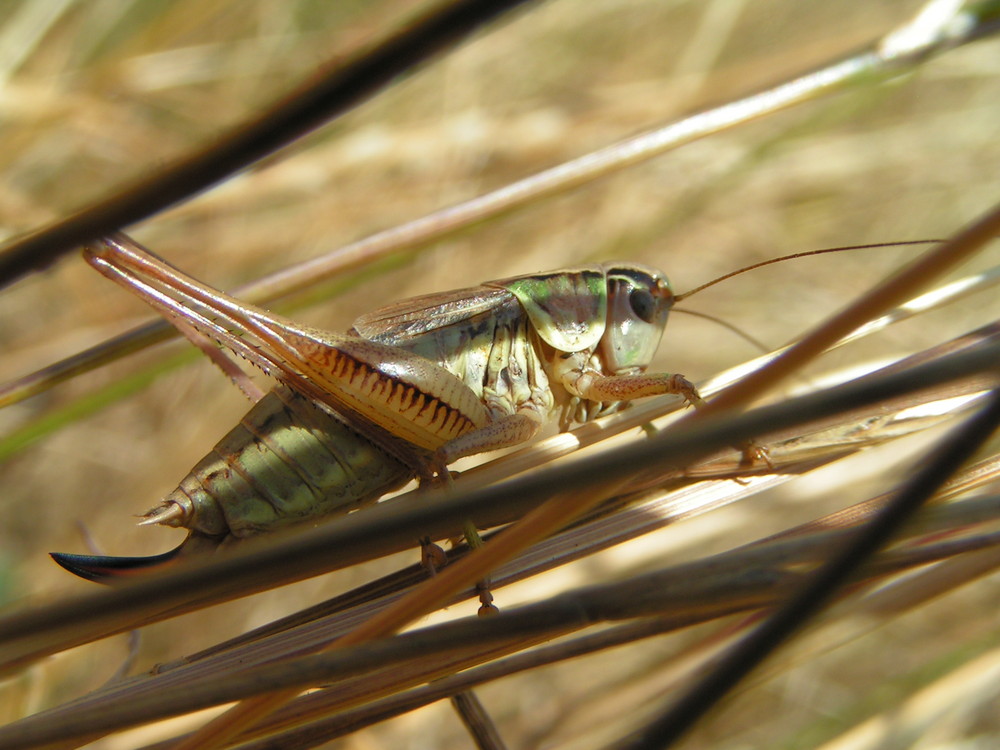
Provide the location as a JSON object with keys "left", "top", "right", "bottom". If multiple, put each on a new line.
{"left": 351, "top": 285, "right": 513, "bottom": 345}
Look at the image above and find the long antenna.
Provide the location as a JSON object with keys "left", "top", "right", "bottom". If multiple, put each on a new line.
{"left": 675, "top": 241, "right": 942, "bottom": 302}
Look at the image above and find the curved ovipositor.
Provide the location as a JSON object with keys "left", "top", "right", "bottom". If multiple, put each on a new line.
{"left": 50, "top": 544, "right": 185, "bottom": 583}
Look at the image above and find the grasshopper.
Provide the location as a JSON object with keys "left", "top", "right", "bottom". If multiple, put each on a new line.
{"left": 52, "top": 233, "right": 705, "bottom": 581}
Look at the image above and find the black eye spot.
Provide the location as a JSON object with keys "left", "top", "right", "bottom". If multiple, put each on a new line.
{"left": 629, "top": 288, "right": 657, "bottom": 323}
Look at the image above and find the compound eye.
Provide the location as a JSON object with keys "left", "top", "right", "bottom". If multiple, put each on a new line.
{"left": 628, "top": 287, "right": 657, "bottom": 323}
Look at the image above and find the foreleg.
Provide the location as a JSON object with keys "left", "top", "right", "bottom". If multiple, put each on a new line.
{"left": 570, "top": 372, "right": 705, "bottom": 407}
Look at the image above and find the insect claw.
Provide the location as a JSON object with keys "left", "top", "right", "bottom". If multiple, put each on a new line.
{"left": 49, "top": 544, "right": 186, "bottom": 583}
{"left": 740, "top": 441, "right": 773, "bottom": 470}
{"left": 420, "top": 537, "right": 449, "bottom": 573}
{"left": 477, "top": 586, "right": 499, "bottom": 617}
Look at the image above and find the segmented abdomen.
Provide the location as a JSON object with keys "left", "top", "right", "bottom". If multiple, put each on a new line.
{"left": 158, "top": 385, "right": 413, "bottom": 538}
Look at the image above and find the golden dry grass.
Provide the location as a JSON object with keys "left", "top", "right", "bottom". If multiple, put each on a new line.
{"left": 1, "top": 1, "right": 1000, "bottom": 748}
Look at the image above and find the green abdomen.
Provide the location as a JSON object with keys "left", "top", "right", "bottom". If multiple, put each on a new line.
{"left": 165, "top": 386, "right": 412, "bottom": 538}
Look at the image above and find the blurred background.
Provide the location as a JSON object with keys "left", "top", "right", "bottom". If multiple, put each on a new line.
{"left": 1, "top": 1, "right": 999, "bottom": 747}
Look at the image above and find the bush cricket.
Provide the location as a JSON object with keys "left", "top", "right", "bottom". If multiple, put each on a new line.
{"left": 52, "top": 233, "right": 708, "bottom": 583}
